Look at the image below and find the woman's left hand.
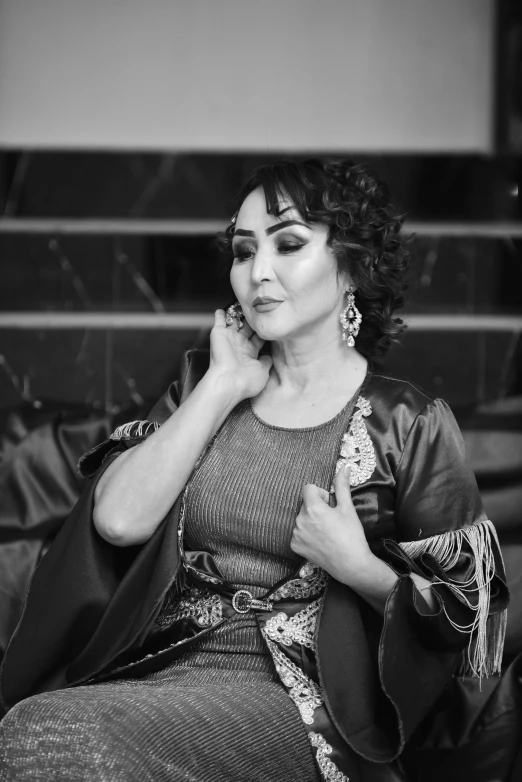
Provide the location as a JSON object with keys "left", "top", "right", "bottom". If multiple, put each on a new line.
{"left": 290, "top": 464, "right": 375, "bottom": 587}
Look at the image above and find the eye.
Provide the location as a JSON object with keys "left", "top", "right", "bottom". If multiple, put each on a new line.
{"left": 277, "top": 241, "right": 305, "bottom": 254}
{"left": 233, "top": 244, "right": 256, "bottom": 263}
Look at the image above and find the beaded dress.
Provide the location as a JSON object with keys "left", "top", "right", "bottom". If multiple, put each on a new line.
{"left": 0, "top": 395, "right": 363, "bottom": 782}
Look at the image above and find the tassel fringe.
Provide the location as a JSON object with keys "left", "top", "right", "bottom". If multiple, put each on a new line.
{"left": 399, "top": 519, "right": 506, "bottom": 677}
{"left": 110, "top": 420, "right": 161, "bottom": 441}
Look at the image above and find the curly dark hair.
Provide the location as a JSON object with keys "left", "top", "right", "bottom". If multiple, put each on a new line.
{"left": 217, "top": 158, "right": 411, "bottom": 359}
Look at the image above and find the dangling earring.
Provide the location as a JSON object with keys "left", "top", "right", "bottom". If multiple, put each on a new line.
{"left": 225, "top": 302, "right": 244, "bottom": 330}
{"left": 340, "top": 287, "right": 362, "bottom": 347}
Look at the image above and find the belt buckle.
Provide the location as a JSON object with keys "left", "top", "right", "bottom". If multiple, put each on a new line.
{"left": 232, "top": 589, "right": 273, "bottom": 614}
{"left": 232, "top": 589, "right": 253, "bottom": 614}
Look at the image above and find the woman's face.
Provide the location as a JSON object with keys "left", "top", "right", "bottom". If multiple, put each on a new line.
{"left": 230, "top": 187, "right": 350, "bottom": 344}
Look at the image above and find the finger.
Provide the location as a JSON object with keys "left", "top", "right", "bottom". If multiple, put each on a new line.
{"left": 214, "top": 309, "right": 227, "bottom": 328}
{"left": 289, "top": 531, "right": 302, "bottom": 555}
{"left": 315, "top": 486, "right": 330, "bottom": 503}
{"left": 249, "top": 332, "right": 265, "bottom": 353}
{"left": 241, "top": 321, "right": 254, "bottom": 339}
{"left": 258, "top": 354, "right": 273, "bottom": 373}
{"left": 290, "top": 523, "right": 306, "bottom": 550}
{"left": 302, "top": 483, "right": 330, "bottom": 505}
{"left": 333, "top": 463, "right": 353, "bottom": 510}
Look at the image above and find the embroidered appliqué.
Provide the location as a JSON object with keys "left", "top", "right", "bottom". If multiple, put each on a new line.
{"left": 333, "top": 395, "right": 376, "bottom": 488}
{"left": 110, "top": 420, "right": 161, "bottom": 440}
{"left": 270, "top": 561, "right": 328, "bottom": 601}
{"left": 309, "top": 732, "right": 350, "bottom": 782}
{"left": 264, "top": 599, "right": 321, "bottom": 649}
{"left": 264, "top": 637, "right": 323, "bottom": 724}
{"left": 156, "top": 585, "right": 222, "bottom": 628}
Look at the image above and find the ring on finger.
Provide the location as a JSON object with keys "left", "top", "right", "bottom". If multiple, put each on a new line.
{"left": 225, "top": 304, "right": 244, "bottom": 330}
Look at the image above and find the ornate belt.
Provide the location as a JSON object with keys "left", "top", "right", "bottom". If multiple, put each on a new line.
{"left": 155, "top": 582, "right": 274, "bottom": 629}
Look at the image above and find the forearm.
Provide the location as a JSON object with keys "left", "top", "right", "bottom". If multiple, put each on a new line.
{"left": 340, "top": 554, "right": 437, "bottom": 616}
{"left": 93, "top": 369, "right": 240, "bottom": 546}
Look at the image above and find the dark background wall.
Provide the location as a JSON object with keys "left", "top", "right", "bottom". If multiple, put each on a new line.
{"left": 0, "top": 151, "right": 521, "bottom": 416}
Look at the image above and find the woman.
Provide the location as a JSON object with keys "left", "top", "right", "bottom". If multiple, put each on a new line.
{"left": 0, "top": 159, "right": 508, "bottom": 781}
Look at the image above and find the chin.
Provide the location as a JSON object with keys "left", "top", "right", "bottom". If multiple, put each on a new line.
{"left": 256, "top": 318, "right": 309, "bottom": 343}
{"left": 243, "top": 314, "right": 273, "bottom": 340}
{"left": 253, "top": 326, "right": 278, "bottom": 341}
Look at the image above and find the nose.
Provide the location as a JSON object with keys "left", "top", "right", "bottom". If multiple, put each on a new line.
{"left": 250, "top": 243, "right": 275, "bottom": 284}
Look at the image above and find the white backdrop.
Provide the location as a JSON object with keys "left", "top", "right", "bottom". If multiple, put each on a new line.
{"left": 0, "top": 0, "right": 495, "bottom": 152}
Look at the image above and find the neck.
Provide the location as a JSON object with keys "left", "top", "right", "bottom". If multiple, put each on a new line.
{"left": 269, "top": 330, "right": 367, "bottom": 394}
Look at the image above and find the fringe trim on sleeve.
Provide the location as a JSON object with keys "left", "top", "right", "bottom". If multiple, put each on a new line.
{"left": 399, "top": 519, "right": 507, "bottom": 677}
{"left": 109, "top": 420, "right": 161, "bottom": 440}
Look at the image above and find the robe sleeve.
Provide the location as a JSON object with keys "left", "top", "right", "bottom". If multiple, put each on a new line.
{"left": 0, "top": 380, "right": 184, "bottom": 711}
{"left": 0, "top": 350, "right": 216, "bottom": 711}
{"left": 339, "top": 399, "right": 512, "bottom": 759}
{"left": 381, "top": 398, "right": 509, "bottom": 680}
{"left": 76, "top": 378, "right": 182, "bottom": 478}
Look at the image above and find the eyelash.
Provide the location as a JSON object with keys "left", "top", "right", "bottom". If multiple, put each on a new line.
{"left": 278, "top": 241, "right": 304, "bottom": 254}
{"left": 233, "top": 242, "right": 305, "bottom": 262}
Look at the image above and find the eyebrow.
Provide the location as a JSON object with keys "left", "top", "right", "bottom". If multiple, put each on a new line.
{"left": 232, "top": 220, "right": 309, "bottom": 239}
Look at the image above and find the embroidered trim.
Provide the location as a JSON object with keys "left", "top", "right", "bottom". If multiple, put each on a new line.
{"left": 98, "top": 632, "right": 193, "bottom": 680}
{"left": 156, "top": 585, "right": 222, "bottom": 628}
{"left": 264, "top": 637, "right": 323, "bottom": 724}
{"left": 399, "top": 519, "right": 506, "bottom": 677}
{"left": 270, "top": 562, "right": 328, "bottom": 601}
{"left": 183, "top": 563, "right": 222, "bottom": 585}
{"left": 109, "top": 420, "right": 161, "bottom": 440}
{"left": 309, "top": 732, "right": 350, "bottom": 782}
{"left": 333, "top": 396, "right": 376, "bottom": 488}
{"left": 264, "top": 599, "right": 321, "bottom": 649}
{"left": 177, "top": 486, "right": 190, "bottom": 565}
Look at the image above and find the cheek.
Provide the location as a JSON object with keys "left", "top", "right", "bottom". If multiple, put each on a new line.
{"left": 283, "top": 259, "right": 339, "bottom": 307}
{"left": 229, "top": 265, "right": 247, "bottom": 299}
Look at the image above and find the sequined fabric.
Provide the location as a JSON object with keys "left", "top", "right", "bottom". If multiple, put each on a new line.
{"left": 0, "top": 664, "right": 319, "bottom": 782}
{"left": 0, "top": 395, "right": 359, "bottom": 781}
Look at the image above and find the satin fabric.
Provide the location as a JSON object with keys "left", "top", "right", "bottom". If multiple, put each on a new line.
{"left": 0, "top": 350, "right": 514, "bottom": 777}
{"left": 0, "top": 410, "right": 116, "bottom": 662}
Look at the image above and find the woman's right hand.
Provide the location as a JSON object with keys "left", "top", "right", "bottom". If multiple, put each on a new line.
{"left": 208, "top": 309, "right": 273, "bottom": 400}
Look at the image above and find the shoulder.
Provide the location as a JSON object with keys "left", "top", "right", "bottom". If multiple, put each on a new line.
{"left": 362, "top": 368, "right": 458, "bottom": 449}
{"left": 364, "top": 367, "right": 434, "bottom": 418}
